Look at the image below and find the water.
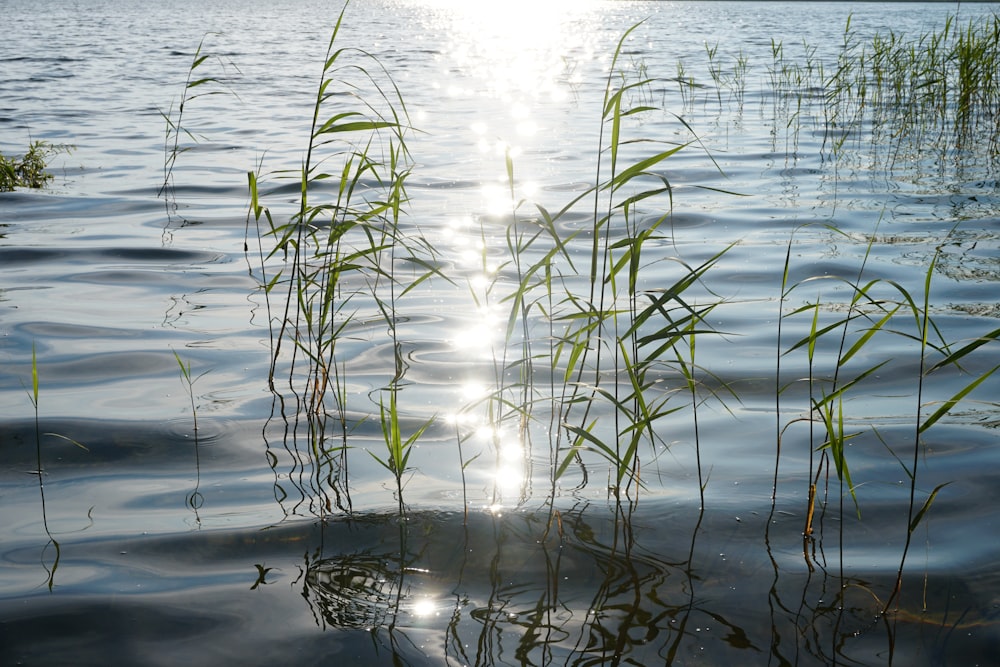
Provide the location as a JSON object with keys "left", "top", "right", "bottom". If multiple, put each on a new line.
{"left": 2, "top": 1, "right": 999, "bottom": 664}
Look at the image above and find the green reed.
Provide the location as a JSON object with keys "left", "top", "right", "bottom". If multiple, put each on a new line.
{"left": 882, "top": 250, "right": 1000, "bottom": 611}
{"left": 688, "top": 13, "right": 1000, "bottom": 175}
{"left": 673, "top": 15, "right": 1000, "bottom": 609}
{"left": 190, "top": 5, "right": 1000, "bottom": 544}
{"left": 466, "top": 23, "right": 738, "bottom": 499}
{"left": 22, "top": 344, "right": 88, "bottom": 591}
{"left": 26, "top": 344, "right": 60, "bottom": 590}
{"left": 794, "top": 13, "right": 1000, "bottom": 168}
{"left": 111, "top": 10, "right": 1000, "bottom": 660}
{"left": 771, "top": 213, "right": 1000, "bottom": 610}
{"left": 245, "top": 2, "right": 442, "bottom": 513}
{"left": 173, "top": 350, "right": 206, "bottom": 521}
{"left": 158, "top": 33, "right": 238, "bottom": 208}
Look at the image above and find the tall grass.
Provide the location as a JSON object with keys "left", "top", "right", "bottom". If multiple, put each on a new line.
{"left": 763, "top": 13, "right": 1000, "bottom": 174}
{"left": 771, "top": 214, "right": 1000, "bottom": 615}
{"left": 539, "top": 24, "right": 732, "bottom": 499}
{"left": 23, "top": 344, "right": 88, "bottom": 590}
{"left": 158, "top": 33, "right": 239, "bottom": 218}
{"left": 131, "top": 8, "right": 1000, "bottom": 659}
{"left": 174, "top": 10, "right": 1000, "bottom": 625}
{"left": 683, "top": 18, "right": 1000, "bottom": 580}
{"left": 173, "top": 351, "right": 206, "bottom": 524}
{"left": 25, "top": 344, "right": 59, "bottom": 590}
{"left": 436, "top": 24, "right": 740, "bottom": 509}
{"left": 231, "top": 6, "right": 1000, "bottom": 533}
{"left": 247, "top": 2, "right": 440, "bottom": 515}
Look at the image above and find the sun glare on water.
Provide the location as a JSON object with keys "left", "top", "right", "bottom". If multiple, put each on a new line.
{"left": 430, "top": 0, "right": 598, "bottom": 99}
{"left": 400, "top": 0, "right": 603, "bottom": 510}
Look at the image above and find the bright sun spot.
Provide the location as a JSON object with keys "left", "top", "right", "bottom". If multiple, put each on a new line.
{"left": 481, "top": 182, "right": 514, "bottom": 216}
{"left": 461, "top": 381, "right": 487, "bottom": 401}
{"left": 495, "top": 464, "right": 523, "bottom": 493}
{"left": 452, "top": 323, "right": 496, "bottom": 352}
{"left": 421, "top": 0, "right": 601, "bottom": 153}
{"left": 499, "top": 439, "right": 523, "bottom": 463}
{"left": 412, "top": 598, "right": 437, "bottom": 617}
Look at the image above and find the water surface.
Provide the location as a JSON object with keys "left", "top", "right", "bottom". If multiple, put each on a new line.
{"left": 2, "top": 1, "right": 999, "bottom": 664}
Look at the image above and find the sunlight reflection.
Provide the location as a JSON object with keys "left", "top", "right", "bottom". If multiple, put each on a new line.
{"left": 449, "top": 304, "right": 500, "bottom": 354}
{"left": 494, "top": 431, "right": 526, "bottom": 500}
{"left": 495, "top": 465, "right": 523, "bottom": 492}
{"left": 422, "top": 0, "right": 601, "bottom": 189}
{"left": 480, "top": 177, "right": 537, "bottom": 217}
{"left": 422, "top": 0, "right": 599, "bottom": 101}
{"left": 407, "top": 0, "right": 599, "bottom": 508}
{"left": 447, "top": 402, "right": 529, "bottom": 507}
{"left": 460, "top": 381, "right": 488, "bottom": 402}
{"left": 499, "top": 438, "right": 523, "bottom": 463}
{"left": 411, "top": 597, "right": 438, "bottom": 618}
{"left": 481, "top": 182, "right": 513, "bottom": 217}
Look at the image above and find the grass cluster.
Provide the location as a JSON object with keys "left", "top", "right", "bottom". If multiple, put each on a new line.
{"left": 825, "top": 13, "right": 1000, "bottom": 162}
{"left": 158, "top": 34, "right": 240, "bottom": 221}
{"left": 155, "top": 4, "right": 1000, "bottom": 611}
{"left": 0, "top": 141, "right": 67, "bottom": 192}
{"left": 684, "top": 13, "right": 1000, "bottom": 177}
{"left": 243, "top": 5, "right": 434, "bottom": 516}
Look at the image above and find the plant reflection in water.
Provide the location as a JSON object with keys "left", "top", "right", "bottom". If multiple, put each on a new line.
{"left": 290, "top": 502, "right": 936, "bottom": 665}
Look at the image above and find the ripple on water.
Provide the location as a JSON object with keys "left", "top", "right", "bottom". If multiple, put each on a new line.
{"left": 3, "top": 1, "right": 1000, "bottom": 665}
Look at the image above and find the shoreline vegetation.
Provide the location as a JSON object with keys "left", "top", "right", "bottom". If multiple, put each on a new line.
{"left": 0, "top": 141, "right": 69, "bottom": 192}
{"left": 150, "top": 0, "right": 997, "bottom": 629}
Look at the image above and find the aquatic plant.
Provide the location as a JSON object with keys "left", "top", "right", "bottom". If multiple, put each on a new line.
{"left": 23, "top": 344, "right": 88, "bottom": 591}
{"left": 23, "top": 344, "right": 60, "bottom": 591}
{"left": 693, "top": 18, "right": 1000, "bottom": 574}
{"left": 551, "top": 29, "right": 734, "bottom": 498}
{"left": 882, "top": 253, "right": 1000, "bottom": 613}
{"left": 173, "top": 10, "right": 1000, "bottom": 620}
{"left": 706, "top": 12, "right": 1000, "bottom": 177}
{"left": 173, "top": 350, "right": 207, "bottom": 523}
{"left": 235, "top": 6, "right": 1000, "bottom": 532}
{"left": 440, "top": 23, "right": 737, "bottom": 509}
{"left": 108, "top": 6, "right": 1000, "bottom": 663}
{"left": 158, "top": 33, "right": 239, "bottom": 212}
{"left": 768, "top": 212, "right": 1000, "bottom": 617}
{"left": 246, "top": 1, "right": 440, "bottom": 515}
{"left": 0, "top": 141, "right": 68, "bottom": 191}
{"left": 826, "top": 12, "right": 1000, "bottom": 162}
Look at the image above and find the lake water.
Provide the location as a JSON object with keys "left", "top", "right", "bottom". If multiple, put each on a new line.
{"left": 2, "top": 0, "right": 999, "bottom": 664}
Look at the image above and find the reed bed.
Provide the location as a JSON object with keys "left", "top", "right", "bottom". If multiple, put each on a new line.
{"left": 230, "top": 8, "right": 1000, "bottom": 521}
{"left": 666, "top": 11, "right": 1000, "bottom": 188}
{"left": 822, "top": 13, "right": 1000, "bottom": 173}
{"left": 147, "top": 5, "right": 1000, "bottom": 621}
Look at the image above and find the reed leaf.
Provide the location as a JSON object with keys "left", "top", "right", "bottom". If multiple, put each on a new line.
{"left": 919, "top": 364, "right": 1000, "bottom": 433}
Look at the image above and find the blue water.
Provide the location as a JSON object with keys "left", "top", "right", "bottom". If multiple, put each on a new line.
{"left": 2, "top": 1, "right": 999, "bottom": 664}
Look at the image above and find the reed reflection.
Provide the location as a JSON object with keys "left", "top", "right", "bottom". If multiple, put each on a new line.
{"left": 293, "top": 504, "right": 811, "bottom": 665}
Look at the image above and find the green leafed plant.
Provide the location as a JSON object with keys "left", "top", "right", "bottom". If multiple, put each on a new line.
{"left": 373, "top": 385, "right": 433, "bottom": 515}
{"left": 225, "top": 7, "right": 1000, "bottom": 542}
{"left": 245, "top": 1, "right": 445, "bottom": 512}
{"left": 0, "top": 141, "right": 70, "bottom": 192}
{"left": 158, "top": 33, "right": 240, "bottom": 209}
{"left": 23, "top": 343, "right": 87, "bottom": 591}
{"left": 173, "top": 350, "right": 208, "bottom": 520}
